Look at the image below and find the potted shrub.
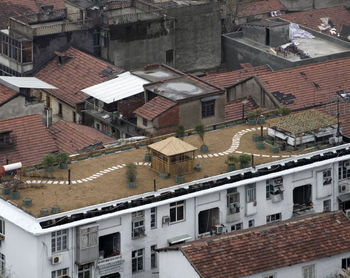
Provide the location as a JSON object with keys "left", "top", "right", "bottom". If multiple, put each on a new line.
{"left": 42, "top": 153, "right": 56, "bottom": 172}
{"left": 56, "top": 152, "right": 69, "bottom": 169}
{"left": 239, "top": 154, "right": 251, "bottom": 168}
{"left": 126, "top": 162, "right": 137, "bottom": 188}
{"left": 277, "top": 107, "right": 291, "bottom": 116}
{"left": 9, "top": 179, "right": 20, "bottom": 200}
{"left": 175, "top": 166, "right": 185, "bottom": 184}
{"left": 175, "top": 125, "right": 185, "bottom": 140}
{"left": 225, "top": 155, "right": 238, "bottom": 172}
{"left": 247, "top": 111, "right": 257, "bottom": 125}
{"left": 194, "top": 163, "right": 201, "bottom": 172}
{"left": 195, "top": 124, "right": 209, "bottom": 153}
{"left": 1, "top": 176, "right": 11, "bottom": 195}
{"left": 144, "top": 151, "right": 151, "bottom": 162}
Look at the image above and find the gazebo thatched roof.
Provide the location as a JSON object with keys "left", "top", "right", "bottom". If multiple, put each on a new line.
{"left": 148, "top": 137, "right": 197, "bottom": 156}
{"left": 270, "top": 109, "right": 337, "bottom": 135}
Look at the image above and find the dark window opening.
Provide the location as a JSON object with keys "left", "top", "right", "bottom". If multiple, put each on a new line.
{"left": 293, "top": 184, "right": 312, "bottom": 212}
{"left": 198, "top": 207, "right": 219, "bottom": 234}
{"left": 143, "top": 118, "right": 147, "bottom": 127}
{"left": 99, "top": 232, "right": 120, "bottom": 258}
{"left": 73, "top": 112, "right": 76, "bottom": 123}
{"left": 166, "top": 49, "right": 174, "bottom": 65}
{"left": 202, "top": 100, "right": 215, "bottom": 118}
{"left": 265, "top": 28, "right": 270, "bottom": 46}
{"left": 58, "top": 103, "right": 62, "bottom": 117}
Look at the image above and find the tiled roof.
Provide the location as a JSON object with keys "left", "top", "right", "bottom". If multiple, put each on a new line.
{"left": 225, "top": 96, "right": 258, "bottom": 121}
{"left": 0, "top": 84, "right": 16, "bottom": 105}
{"left": 280, "top": 5, "right": 350, "bottom": 38}
{"left": 236, "top": 0, "right": 286, "bottom": 18}
{"left": 202, "top": 64, "right": 271, "bottom": 88}
{"left": 172, "top": 212, "right": 350, "bottom": 278}
{"left": 0, "top": 0, "right": 64, "bottom": 29}
{"left": 50, "top": 120, "right": 115, "bottom": 154}
{"left": 134, "top": 96, "right": 176, "bottom": 121}
{"left": 35, "top": 47, "right": 122, "bottom": 107}
{"left": 0, "top": 114, "right": 58, "bottom": 167}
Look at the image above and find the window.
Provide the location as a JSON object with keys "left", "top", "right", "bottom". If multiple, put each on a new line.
{"left": 262, "top": 274, "right": 275, "bottom": 278}
{"left": 132, "top": 248, "right": 144, "bottom": 273}
{"left": 339, "top": 160, "right": 350, "bottom": 180}
{"left": 246, "top": 184, "right": 256, "bottom": 203}
{"left": 248, "top": 219, "right": 255, "bottom": 228}
{"left": 231, "top": 222, "right": 242, "bottom": 231}
{"left": 342, "top": 257, "right": 350, "bottom": 270}
{"left": 58, "top": 103, "right": 63, "bottom": 117}
{"left": 323, "top": 169, "right": 332, "bottom": 185}
{"left": 143, "top": 118, "right": 147, "bottom": 127}
{"left": 202, "top": 100, "right": 215, "bottom": 118}
{"left": 73, "top": 112, "right": 76, "bottom": 123}
{"left": 170, "top": 201, "right": 185, "bottom": 223}
{"left": 0, "top": 33, "right": 33, "bottom": 63}
{"left": 78, "top": 264, "right": 91, "bottom": 278}
{"left": 266, "top": 213, "right": 281, "bottom": 224}
{"left": 323, "top": 199, "right": 331, "bottom": 212}
{"left": 80, "top": 226, "right": 98, "bottom": 249}
{"left": 302, "top": 264, "right": 315, "bottom": 278}
{"left": 227, "top": 188, "right": 240, "bottom": 214}
{"left": 132, "top": 211, "right": 145, "bottom": 239}
{"left": 151, "top": 207, "right": 157, "bottom": 229}
{"left": 151, "top": 245, "right": 157, "bottom": 269}
{"left": 51, "top": 229, "right": 68, "bottom": 253}
{"left": 266, "top": 183, "right": 274, "bottom": 199}
{"left": 166, "top": 49, "right": 174, "bottom": 65}
{"left": 52, "top": 268, "right": 69, "bottom": 278}
{"left": 0, "top": 253, "right": 5, "bottom": 276}
{"left": 0, "top": 218, "right": 4, "bottom": 237}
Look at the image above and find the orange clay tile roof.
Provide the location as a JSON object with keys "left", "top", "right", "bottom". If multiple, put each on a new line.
{"left": 0, "top": 0, "right": 65, "bottom": 29}
{"left": 280, "top": 5, "right": 350, "bottom": 38}
{"left": 134, "top": 96, "right": 177, "bottom": 121}
{"left": 202, "top": 64, "right": 271, "bottom": 88}
{"left": 0, "top": 114, "right": 58, "bottom": 167}
{"left": 236, "top": 0, "right": 286, "bottom": 18}
{"left": 225, "top": 96, "right": 258, "bottom": 121}
{"left": 35, "top": 47, "right": 122, "bottom": 107}
{"left": 0, "top": 84, "right": 17, "bottom": 105}
{"left": 50, "top": 120, "right": 115, "bottom": 154}
{"left": 172, "top": 212, "right": 350, "bottom": 278}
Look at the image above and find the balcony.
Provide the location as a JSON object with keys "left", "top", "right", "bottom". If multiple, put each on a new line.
{"left": 97, "top": 254, "right": 124, "bottom": 276}
{"left": 9, "top": 9, "right": 94, "bottom": 38}
{"left": 83, "top": 100, "right": 145, "bottom": 137}
{"left": 293, "top": 203, "right": 314, "bottom": 217}
{"left": 246, "top": 201, "right": 257, "bottom": 216}
{"left": 226, "top": 204, "right": 241, "bottom": 222}
{"left": 271, "top": 191, "right": 283, "bottom": 203}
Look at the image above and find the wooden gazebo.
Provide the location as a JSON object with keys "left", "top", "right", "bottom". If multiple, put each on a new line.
{"left": 147, "top": 137, "right": 197, "bottom": 175}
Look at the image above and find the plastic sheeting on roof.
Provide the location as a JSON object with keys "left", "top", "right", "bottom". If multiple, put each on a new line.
{"left": 82, "top": 71, "right": 150, "bottom": 104}
{"left": 0, "top": 77, "right": 57, "bottom": 92}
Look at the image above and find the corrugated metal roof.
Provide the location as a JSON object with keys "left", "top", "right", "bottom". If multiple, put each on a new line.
{"left": 82, "top": 71, "right": 150, "bottom": 104}
{"left": 0, "top": 76, "right": 57, "bottom": 92}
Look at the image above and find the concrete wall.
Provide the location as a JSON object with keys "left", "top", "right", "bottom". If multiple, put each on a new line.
{"left": 223, "top": 32, "right": 350, "bottom": 71}
{"left": 102, "top": 17, "right": 175, "bottom": 71}
{"left": 178, "top": 94, "right": 225, "bottom": 130}
{"left": 0, "top": 95, "right": 46, "bottom": 121}
{"left": 269, "top": 24, "right": 290, "bottom": 47}
{"left": 159, "top": 251, "right": 200, "bottom": 278}
{"left": 280, "top": 0, "right": 350, "bottom": 11}
{"left": 227, "top": 78, "right": 279, "bottom": 109}
{"left": 166, "top": 2, "right": 222, "bottom": 72}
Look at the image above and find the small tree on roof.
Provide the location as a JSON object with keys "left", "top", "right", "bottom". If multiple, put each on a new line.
{"left": 175, "top": 125, "right": 185, "bottom": 140}
{"left": 195, "top": 124, "right": 209, "bottom": 153}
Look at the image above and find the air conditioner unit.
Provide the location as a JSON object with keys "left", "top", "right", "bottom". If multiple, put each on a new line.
{"left": 345, "top": 209, "right": 350, "bottom": 219}
{"left": 51, "top": 254, "right": 63, "bottom": 265}
{"left": 162, "top": 215, "right": 170, "bottom": 225}
{"left": 329, "top": 137, "right": 337, "bottom": 145}
{"left": 339, "top": 183, "right": 350, "bottom": 193}
{"left": 214, "top": 225, "right": 224, "bottom": 235}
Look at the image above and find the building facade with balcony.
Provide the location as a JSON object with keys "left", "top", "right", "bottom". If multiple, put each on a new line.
{"left": 1, "top": 143, "right": 350, "bottom": 277}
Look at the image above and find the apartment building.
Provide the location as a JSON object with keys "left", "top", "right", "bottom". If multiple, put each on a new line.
{"left": 1, "top": 126, "right": 350, "bottom": 277}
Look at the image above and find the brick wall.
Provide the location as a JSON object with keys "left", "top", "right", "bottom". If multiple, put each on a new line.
{"left": 154, "top": 105, "right": 179, "bottom": 136}
{"left": 117, "top": 93, "right": 145, "bottom": 119}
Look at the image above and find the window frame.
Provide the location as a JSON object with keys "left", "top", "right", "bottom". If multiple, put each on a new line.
{"left": 342, "top": 257, "right": 350, "bottom": 270}
{"left": 262, "top": 274, "right": 275, "bottom": 278}
{"left": 151, "top": 245, "right": 157, "bottom": 269}
{"left": 323, "top": 199, "right": 331, "bottom": 212}
{"left": 132, "top": 248, "right": 144, "bottom": 273}
{"left": 51, "top": 229, "right": 68, "bottom": 253}
{"left": 150, "top": 207, "right": 157, "bottom": 229}
{"left": 132, "top": 211, "right": 145, "bottom": 239}
{"left": 142, "top": 117, "right": 148, "bottom": 127}
{"left": 51, "top": 268, "right": 69, "bottom": 278}
{"left": 201, "top": 100, "right": 215, "bottom": 118}
{"left": 246, "top": 184, "right": 256, "bottom": 203}
{"left": 323, "top": 169, "right": 332, "bottom": 185}
{"left": 248, "top": 219, "right": 255, "bottom": 228}
{"left": 266, "top": 213, "right": 281, "bottom": 224}
{"left": 231, "top": 222, "right": 243, "bottom": 232}
{"left": 78, "top": 263, "right": 92, "bottom": 278}
{"left": 339, "top": 160, "right": 350, "bottom": 180}
{"left": 170, "top": 201, "right": 185, "bottom": 223}
{"left": 80, "top": 226, "right": 98, "bottom": 249}
{"left": 0, "top": 252, "right": 5, "bottom": 276}
{"left": 302, "top": 264, "right": 315, "bottom": 278}
{"left": 227, "top": 189, "right": 240, "bottom": 214}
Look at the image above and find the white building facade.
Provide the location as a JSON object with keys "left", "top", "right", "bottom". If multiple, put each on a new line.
{"left": 1, "top": 143, "right": 350, "bottom": 278}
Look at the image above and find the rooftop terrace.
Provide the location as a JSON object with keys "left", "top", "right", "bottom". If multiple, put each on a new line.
{"left": 0, "top": 117, "right": 326, "bottom": 218}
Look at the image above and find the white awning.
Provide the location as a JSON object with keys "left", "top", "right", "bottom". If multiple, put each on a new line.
{"left": 168, "top": 234, "right": 192, "bottom": 245}
{"left": 0, "top": 76, "right": 57, "bottom": 92}
{"left": 82, "top": 71, "right": 149, "bottom": 104}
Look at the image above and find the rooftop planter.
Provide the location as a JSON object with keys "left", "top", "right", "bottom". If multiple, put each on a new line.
{"left": 239, "top": 154, "right": 251, "bottom": 169}
{"left": 195, "top": 124, "right": 209, "bottom": 153}
{"left": 56, "top": 152, "right": 69, "bottom": 169}
{"left": 225, "top": 155, "right": 238, "bottom": 172}
{"left": 126, "top": 163, "right": 137, "bottom": 188}
{"left": 42, "top": 153, "right": 56, "bottom": 172}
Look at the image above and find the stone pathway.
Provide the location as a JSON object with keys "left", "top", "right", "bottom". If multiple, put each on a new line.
{"left": 25, "top": 127, "right": 294, "bottom": 184}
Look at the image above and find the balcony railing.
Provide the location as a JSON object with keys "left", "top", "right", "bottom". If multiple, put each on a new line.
{"left": 293, "top": 203, "right": 314, "bottom": 217}
{"left": 97, "top": 254, "right": 124, "bottom": 276}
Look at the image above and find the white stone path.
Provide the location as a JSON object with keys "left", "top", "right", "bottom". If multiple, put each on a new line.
{"left": 25, "top": 127, "right": 294, "bottom": 185}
